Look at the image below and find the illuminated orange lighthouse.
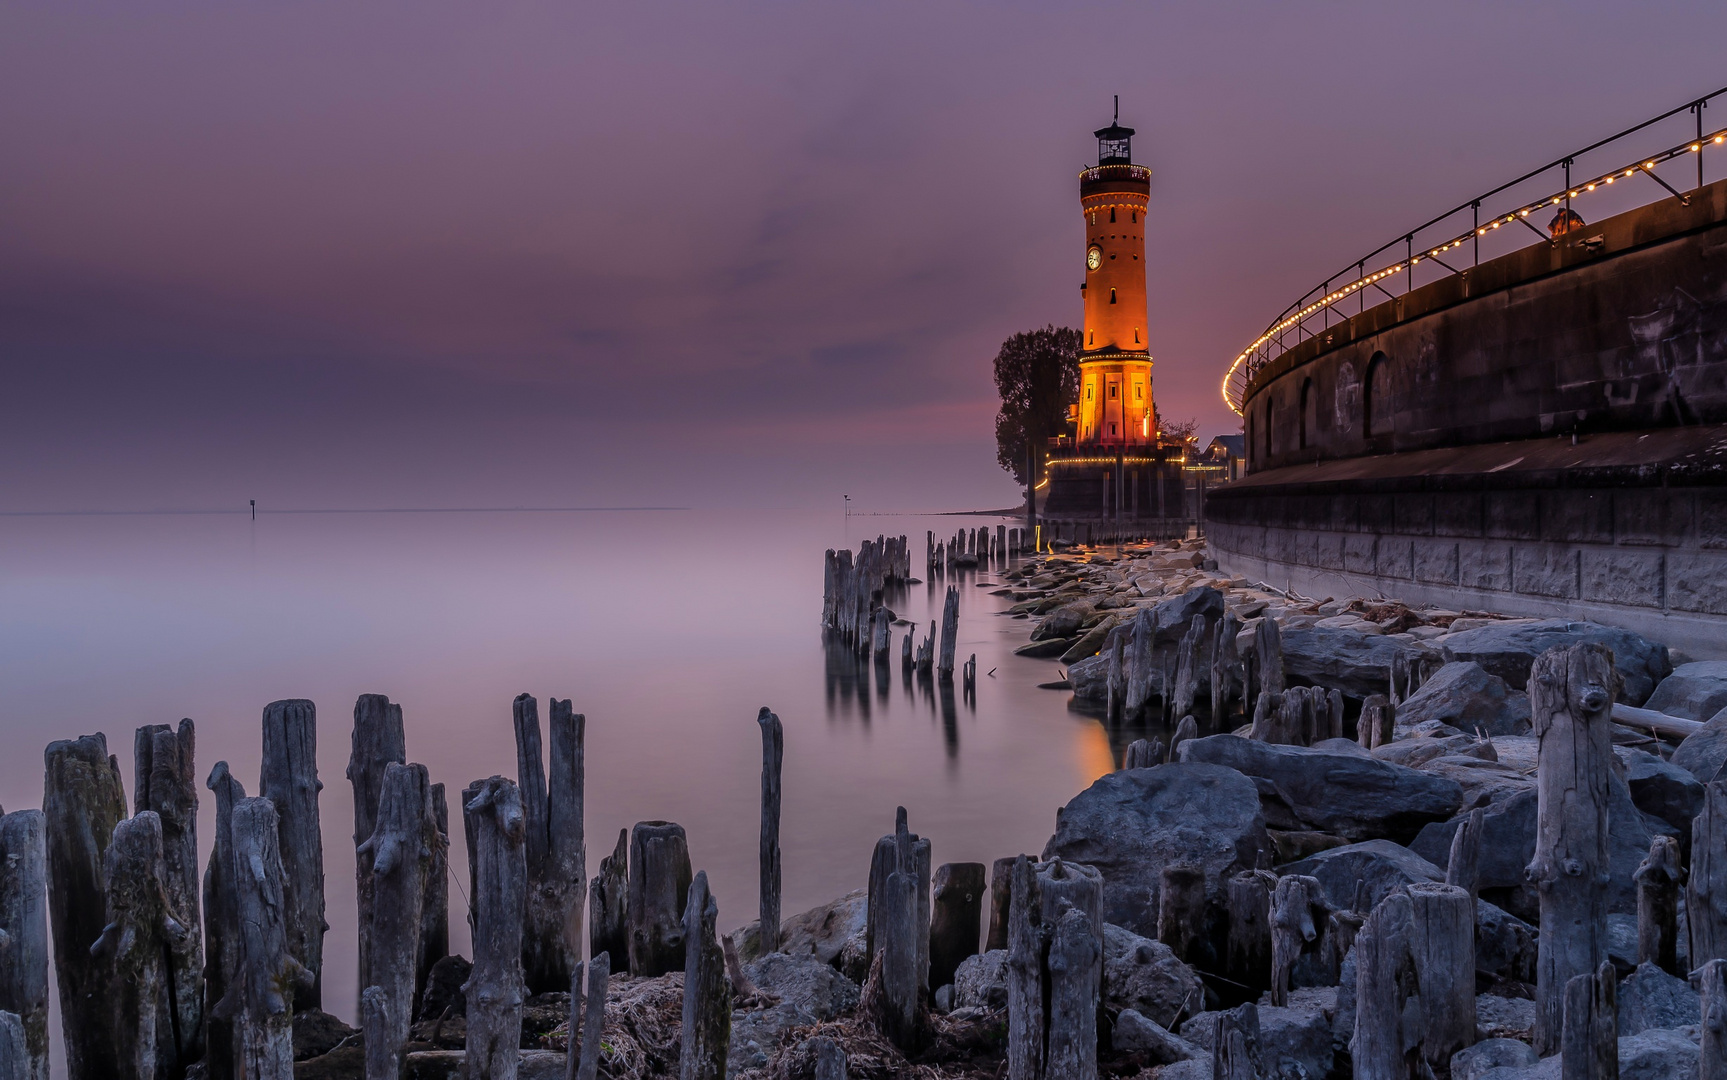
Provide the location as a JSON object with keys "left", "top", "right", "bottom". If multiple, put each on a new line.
{"left": 1077, "top": 102, "right": 1154, "bottom": 446}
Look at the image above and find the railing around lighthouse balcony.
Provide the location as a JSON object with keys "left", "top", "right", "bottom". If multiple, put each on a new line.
{"left": 1222, "top": 84, "right": 1727, "bottom": 415}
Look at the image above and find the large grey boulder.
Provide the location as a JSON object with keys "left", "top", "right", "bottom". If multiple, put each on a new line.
{"left": 1277, "top": 839, "right": 1536, "bottom": 981}
{"left": 1416, "top": 754, "right": 1534, "bottom": 813}
{"left": 1031, "top": 601, "right": 1094, "bottom": 641}
{"left": 1615, "top": 1028, "right": 1701, "bottom": 1080}
{"left": 1452, "top": 1039, "right": 1540, "bottom": 1080}
{"left": 1279, "top": 625, "right": 1433, "bottom": 698}
{"left": 1102, "top": 923, "right": 1204, "bottom": 1030}
{"left": 1177, "top": 734, "right": 1462, "bottom": 843}
{"left": 951, "top": 949, "right": 1006, "bottom": 1010}
{"left": 1068, "top": 588, "right": 1229, "bottom": 704}
{"left": 1113, "top": 1008, "right": 1201, "bottom": 1063}
{"left": 744, "top": 952, "right": 859, "bottom": 1021}
{"left": 1411, "top": 769, "right": 1668, "bottom": 916}
{"left": 1616, "top": 962, "right": 1700, "bottom": 1036}
{"left": 1672, "top": 707, "right": 1727, "bottom": 784}
{"left": 1180, "top": 1000, "right": 1334, "bottom": 1080}
{"left": 1616, "top": 746, "right": 1705, "bottom": 838}
{"left": 1068, "top": 652, "right": 1110, "bottom": 702}
{"left": 1440, "top": 619, "right": 1671, "bottom": 706}
{"left": 1043, "top": 763, "right": 1268, "bottom": 938}
{"left": 1645, "top": 660, "right": 1727, "bottom": 721}
{"left": 727, "top": 887, "right": 866, "bottom": 966}
{"left": 1397, "top": 661, "right": 1532, "bottom": 735}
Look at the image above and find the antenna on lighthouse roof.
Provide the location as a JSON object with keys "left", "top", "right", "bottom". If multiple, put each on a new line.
{"left": 1113, "top": 95, "right": 1119, "bottom": 123}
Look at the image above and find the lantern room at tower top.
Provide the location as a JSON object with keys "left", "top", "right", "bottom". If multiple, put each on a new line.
{"left": 1077, "top": 103, "right": 1155, "bottom": 447}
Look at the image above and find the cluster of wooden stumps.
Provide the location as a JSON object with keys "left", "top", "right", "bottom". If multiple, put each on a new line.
{"left": 821, "top": 535, "right": 912, "bottom": 656}
{"left": 10, "top": 694, "right": 795, "bottom": 1080}
{"left": 927, "top": 525, "right": 1023, "bottom": 575}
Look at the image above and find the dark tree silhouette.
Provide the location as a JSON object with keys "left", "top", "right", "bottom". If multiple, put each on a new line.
{"left": 993, "top": 325, "right": 1081, "bottom": 486}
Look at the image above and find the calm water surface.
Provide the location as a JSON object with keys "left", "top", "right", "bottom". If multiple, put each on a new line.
{"left": 0, "top": 507, "right": 1132, "bottom": 1049}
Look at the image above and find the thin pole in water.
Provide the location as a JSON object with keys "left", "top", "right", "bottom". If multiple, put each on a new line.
{"left": 250, "top": 499, "right": 256, "bottom": 520}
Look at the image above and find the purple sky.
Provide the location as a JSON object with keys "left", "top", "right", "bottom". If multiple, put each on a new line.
{"left": 5, "top": 2, "right": 1724, "bottom": 511}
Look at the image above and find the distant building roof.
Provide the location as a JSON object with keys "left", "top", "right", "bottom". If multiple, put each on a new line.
{"left": 1207, "top": 434, "right": 1245, "bottom": 457}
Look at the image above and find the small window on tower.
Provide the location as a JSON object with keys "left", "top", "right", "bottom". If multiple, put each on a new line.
{"left": 1086, "top": 385, "right": 1093, "bottom": 401}
{"left": 1110, "top": 423, "right": 1117, "bottom": 435}
{"left": 1110, "top": 289, "right": 1117, "bottom": 304}
{"left": 1132, "top": 211, "right": 1137, "bottom": 223}
{"left": 1135, "top": 384, "right": 1143, "bottom": 399}
{"left": 1110, "top": 208, "right": 1117, "bottom": 223}
{"left": 1109, "top": 385, "right": 1117, "bottom": 399}
{"left": 1134, "top": 328, "right": 1140, "bottom": 343}
{"left": 1088, "top": 331, "right": 1094, "bottom": 345}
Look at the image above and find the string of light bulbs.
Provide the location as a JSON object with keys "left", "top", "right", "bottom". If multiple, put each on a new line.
{"left": 1221, "top": 125, "right": 1727, "bottom": 415}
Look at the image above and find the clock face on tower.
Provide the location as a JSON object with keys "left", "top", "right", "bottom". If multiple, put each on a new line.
{"left": 1086, "top": 245, "right": 1102, "bottom": 271}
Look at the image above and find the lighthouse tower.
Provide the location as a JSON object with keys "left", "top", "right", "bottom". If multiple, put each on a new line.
{"left": 1077, "top": 103, "right": 1155, "bottom": 446}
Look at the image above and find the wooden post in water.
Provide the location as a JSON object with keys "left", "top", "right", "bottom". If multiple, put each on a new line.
{"left": 590, "top": 829, "right": 628, "bottom": 968}
{"left": 465, "top": 777, "right": 526, "bottom": 1080}
{"left": 1409, "top": 881, "right": 1475, "bottom": 1070}
{"left": 361, "top": 986, "right": 395, "bottom": 1080}
{"left": 1530, "top": 643, "right": 1616, "bottom": 1056}
{"left": 1561, "top": 961, "right": 1617, "bottom": 1080}
{"left": 230, "top": 797, "right": 298, "bottom": 1080}
{"left": 44, "top": 734, "right": 128, "bottom": 1080}
{"left": 937, "top": 587, "right": 960, "bottom": 678}
{"left": 260, "top": 699, "right": 324, "bottom": 1010}
{"left": 92, "top": 812, "right": 179, "bottom": 1080}
{"left": 348, "top": 694, "right": 405, "bottom": 1008}
{"left": 1636, "top": 835, "right": 1683, "bottom": 976}
{"left": 133, "top": 719, "right": 204, "bottom": 1073}
{"left": 202, "top": 762, "right": 246, "bottom": 1080}
{"left": 679, "top": 871, "right": 730, "bottom": 1080}
{"left": 0, "top": 810, "right": 47, "bottom": 1080}
{"left": 1045, "top": 907, "right": 1100, "bottom": 1080}
{"left": 1254, "top": 617, "right": 1284, "bottom": 698}
{"left": 573, "top": 951, "right": 609, "bottom": 1080}
{"left": 547, "top": 700, "right": 587, "bottom": 992}
{"left": 1172, "top": 615, "right": 1203, "bottom": 721}
{"left": 757, "top": 708, "right": 784, "bottom": 955}
{"left": 363, "top": 762, "right": 432, "bottom": 1073}
{"left": 1006, "top": 855, "right": 1043, "bottom": 1080}
{"left": 1210, "top": 612, "right": 1242, "bottom": 725}
{"left": 986, "top": 857, "right": 1015, "bottom": 952}
{"left": 420, "top": 782, "right": 450, "bottom": 1007}
{"left": 929, "top": 862, "right": 984, "bottom": 991}
{"left": 628, "top": 822, "right": 693, "bottom": 977}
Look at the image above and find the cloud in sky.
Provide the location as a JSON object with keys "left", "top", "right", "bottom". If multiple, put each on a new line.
{"left": 4, "top": 0, "right": 1723, "bottom": 508}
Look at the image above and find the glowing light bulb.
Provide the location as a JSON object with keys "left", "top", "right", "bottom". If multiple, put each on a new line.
{"left": 1645, "top": 162, "right": 1656, "bottom": 169}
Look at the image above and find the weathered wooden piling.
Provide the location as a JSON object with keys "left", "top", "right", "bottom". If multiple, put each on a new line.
{"left": 202, "top": 762, "right": 245, "bottom": 1080}
{"left": 1254, "top": 616, "right": 1284, "bottom": 698}
{"left": 917, "top": 621, "right": 936, "bottom": 674}
{"left": 1124, "top": 610, "right": 1155, "bottom": 719}
{"left": 44, "top": 734, "right": 128, "bottom": 1080}
{"left": 348, "top": 693, "right": 406, "bottom": 1007}
{"left": 1212, "top": 1003, "right": 1263, "bottom": 1080}
{"left": 1269, "top": 875, "right": 1318, "bottom": 1007}
{"left": 901, "top": 629, "right": 914, "bottom": 669}
{"left": 1157, "top": 864, "right": 1205, "bottom": 967}
{"left": 1359, "top": 694, "right": 1395, "bottom": 750}
{"left": 93, "top": 812, "right": 179, "bottom": 1080}
{"left": 230, "top": 797, "right": 298, "bottom": 1080}
{"left": 260, "top": 699, "right": 325, "bottom": 1010}
{"left": 1225, "top": 871, "right": 1273, "bottom": 993}
{"left": 1636, "top": 835, "right": 1683, "bottom": 976}
{"left": 1699, "top": 958, "right": 1727, "bottom": 1080}
{"left": 1210, "top": 612, "right": 1243, "bottom": 723}
{"left": 987, "top": 857, "right": 1015, "bottom": 952}
{"left": 362, "top": 985, "right": 395, "bottom": 1080}
{"left": 1171, "top": 714, "right": 1198, "bottom": 759}
{"left": 866, "top": 821, "right": 931, "bottom": 986}
{"left": 1447, "top": 806, "right": 1485, "bottom": 906}
{"left": 0, "top": 810, "right": 47, "bottom": 1080}
{"left": 929, "top": 862, "right": 984, "bottom": 991}
{"left": 465, "top": 777, "right": 527, "bottom": 1080}
{"left": 590, "top": 829, "right": 628, "bottom": 968}
{"left": 1352, "top": 891, "right": 1417, "bottom": 1079}
{"left": 1172, "top": 614, "right": 1203, "bottom": 720}
{"left": 573, "top": 951, "right": 609, "bottom": 1080}
{"left": 420, "top": 782, "right": 450, "bottom": 1006}
{"left": 0, "top": 1011, "right": 28, "bottom": 1080}
{"left": 1409, "top": 881, "right": 1475, "bottom": 1069}
{"left": 1006, "top": 855, "right": 1043, "bottom": 1080}
{"left": 1123, "top": 739, "right": 1162, "bottom": 769}
{"left": 1694, "top": 781, "right": 1727, "bottom": 969}
{"left": 1045, "top": 907, "right": 1100, "bottom": 1080}
{"left": 937, "top": 587, "right": 960, "bottom": 677}
{"left": 1561, "top": 961, "right": 1617, "bottom": 1080}
{"left": 680, "top": 871, "right": 730, "bottom": 1080}
{"left": 515, "top": 695, "right": 588, "bottom": 995}
{"left": 364, "top": 762, "right": 433, "bottom": 1073}
{"left": 1530, "top": 643, "right": 1616, "bottom": 1056}
{"left": 133, "top": 719, "right": 204, "bottom": 1073}
{"left": 758, "top": 708, "right": 784, "bottom": 955}
{"left": 628, "top": 821, "right": 693, "bottom": 977}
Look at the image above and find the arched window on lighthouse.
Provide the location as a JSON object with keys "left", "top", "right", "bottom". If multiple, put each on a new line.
{"left": 1109, "top": 208, "right": 1116, "bottom": 223}
{"left": 1110, "top": 289, "right": 1117, "bottom": 304}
